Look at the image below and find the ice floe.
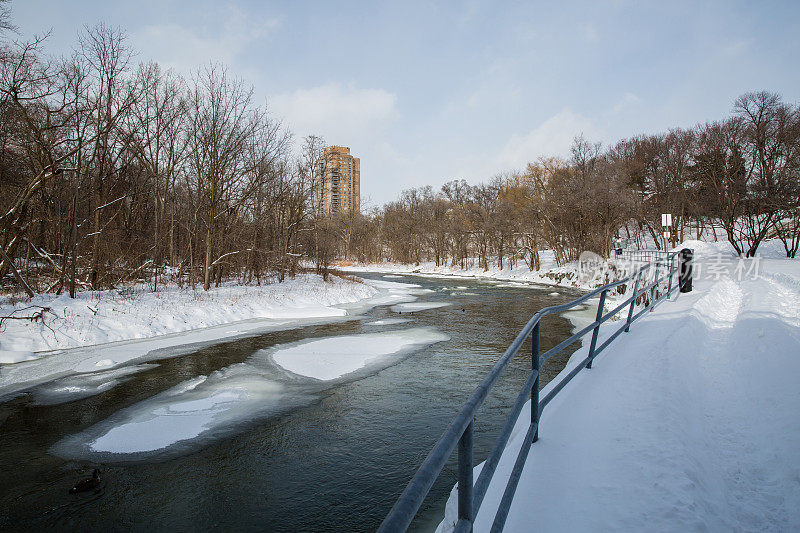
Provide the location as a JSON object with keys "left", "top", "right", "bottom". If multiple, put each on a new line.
{"left": 338, "top": 278, "right": 421, "bottom": 314}
{"left": 52, "top": 364, "right": 308, "bottom": 460}
{"left": 31, "top": 364, "right": 158, "bottom": 405}
{"left": 366, "top": 318, "right": 413, "bottom": 326}
{"left": 0, "top": 315, "right": 357, "bottom": 401}
{"left": 53, "top": 325, "right": 451, "bottom": 459}
{"left": 269, "top": 327, "right": 450, "bottom": 381}
{"left": 390, "top": 302, "right": 452, "bottom": 313}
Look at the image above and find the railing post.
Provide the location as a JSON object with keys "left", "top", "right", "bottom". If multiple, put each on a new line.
{"left": 650, "top": 261, "right": 660, "bottom": 312}
{"left": 667, "top": 253, "right": 674, "bottom": 296}
{"left": 458, "top": 422, "right": 474, "bottom": 528}
{"left": 625, "top": 271, "right": 641, "bottom": 332}
{"left": 531, "top": 322, "right": 540, "bottom": 443}
{"left": 586, "top": 289, "right": 607, "bottom": 368}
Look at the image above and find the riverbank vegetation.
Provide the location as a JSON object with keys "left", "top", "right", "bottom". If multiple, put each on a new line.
{"left": 348, "top": 92, "right": 800, "bottom": 268}
{"left": 1, "top": 6, "right": 798, "bottom": 298}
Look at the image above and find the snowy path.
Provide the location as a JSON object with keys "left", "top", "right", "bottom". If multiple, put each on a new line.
{"left": 438, "top": 261, "right": 800, "bottom": 532}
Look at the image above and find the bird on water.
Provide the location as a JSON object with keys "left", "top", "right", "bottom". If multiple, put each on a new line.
{"left": 69, "top": 469, "right": 100, "bottom": 494}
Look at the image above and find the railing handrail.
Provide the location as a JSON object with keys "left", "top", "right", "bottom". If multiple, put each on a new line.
{"left": 379, "top": 252, "right": 687, "bottom": 533}
{"left": 619, "top": 249, "right": 678, "bottom": 263}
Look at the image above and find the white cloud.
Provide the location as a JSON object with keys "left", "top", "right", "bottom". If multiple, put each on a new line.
{"left": 270, "top": 82, "right": 399, "bottom": 141}
{"left": 130, "top": 8, "right": 279, "bottom": 75}
{"left": 608, "top": 91, "right": 641, "bottom": 115}
{"left": 495, "top": 109, "right": 601, "bottom": 171}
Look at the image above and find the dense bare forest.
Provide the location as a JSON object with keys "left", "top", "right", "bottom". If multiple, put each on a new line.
{"left": 1, "top": 9, "right": 798, "bottom": 297}
{"left": 0, "top": 18, "right": 343, "bottom": 296}
{"left": 343, "top": 92, "right": 800, "bottom": 269}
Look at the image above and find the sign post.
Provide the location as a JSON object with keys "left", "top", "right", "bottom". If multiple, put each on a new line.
{"left": 661, "top": 213, "right": 673, "bottom": 250}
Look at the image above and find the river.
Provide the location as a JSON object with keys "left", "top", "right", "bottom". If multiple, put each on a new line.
{"left": 0, "top": 273, "right": 586, "bottom": 531}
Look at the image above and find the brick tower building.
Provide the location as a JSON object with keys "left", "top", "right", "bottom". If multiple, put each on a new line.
{"left": 313, "top": 146, "right": 360, "bottom": 216}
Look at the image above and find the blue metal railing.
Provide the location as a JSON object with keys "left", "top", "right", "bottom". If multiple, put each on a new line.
{"left": 379, "top": 251, "right": 685, "bottom": 532}
{"left": 619, "top": 248, "right": 675, "bottom": 264}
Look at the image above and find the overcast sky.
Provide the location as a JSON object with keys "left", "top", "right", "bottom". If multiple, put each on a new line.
{"left": 9, "top": 0, "right": 800, "bottom": 208}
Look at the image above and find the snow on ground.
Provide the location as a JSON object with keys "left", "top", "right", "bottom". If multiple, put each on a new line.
{"left": 46, "top": 277, "right": 449, "bottom": 460}
{"left": 269, "top": 328, "right": 450, "bottom": 381}
{"left": 1, "top": 275, "right": 432, "bottom": 401}
{"left": 0, "top": 314, "right": 357, "bottom": 402}
{"left": 437, "top": 254, "right": 800, "bottom": 532}
{"left": 0, "top": 274, "right": 377, "bottom": 356}
{"left": 336, "top": 278, "right": 420, "bottom": 314}
{"left": 341, "top": 250, "right": 592, "bottom": 290}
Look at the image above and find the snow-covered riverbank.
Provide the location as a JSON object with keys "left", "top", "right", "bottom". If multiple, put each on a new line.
{"left": 0, "top": 274, "right": 449, "bottom": 404}
{"left": 341, "top": 251, "right": 593, "bottom": 290}
{"left": 0, "top": 274, "right": 377, "bottom": 363}
{"left": 436, "top": 255, "right": 800, "bottom": 532}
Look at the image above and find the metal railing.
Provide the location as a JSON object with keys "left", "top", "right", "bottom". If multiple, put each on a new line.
{"left": 619, "top": 249, "right": 678, "bottom": 265}
{"left": 379, "top": 252, "right": 687, "bottom": 533}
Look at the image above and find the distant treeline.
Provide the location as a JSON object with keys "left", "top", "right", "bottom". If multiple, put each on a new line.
{"left": 1, "top": 11, "right": 798, "bottom": 297}
{"left": 341, "top": 92, "right": 800, "bottom": 268}
{"left": 0, "top": 21, "right": 342, "bottom": 296}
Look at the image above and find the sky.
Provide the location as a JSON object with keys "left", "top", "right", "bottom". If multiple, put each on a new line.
{"left": 8, "top": 0, "right": 800, "bottom": 209}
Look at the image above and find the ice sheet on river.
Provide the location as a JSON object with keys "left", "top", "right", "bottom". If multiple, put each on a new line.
{"left": 52, "top": 325, "right": 450, "bottom": 459}
{"left": 31, "top": 364, "right": 158, "bottom": 405}
{"left": 51, "top": 364, "right": 311, "bottom": 460}
{"left": 269, "top": 327, "right": 450, "bottom": 381}
{"left": 390, "top": 302, "right": 452, "bottom": 313}
{"left": 0, "top": 315, "right": 357, "bottom": 402}
{"left": 338, "top": 278, "right": 420, "bottom": 313}
{"left": 366, "top": 318, "right": 413, "bottom": 326}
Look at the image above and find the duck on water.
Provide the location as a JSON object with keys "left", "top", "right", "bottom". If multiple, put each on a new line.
{"left": 69, "top": 469, "right": 100, "bottom": 494}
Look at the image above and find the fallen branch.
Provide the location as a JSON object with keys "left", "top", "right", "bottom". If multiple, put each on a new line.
{"left": 0, "top": 243, "right": 35, "bottom": 297}
{"left": 0, "top": 305, "right": 57, "bottom": 337}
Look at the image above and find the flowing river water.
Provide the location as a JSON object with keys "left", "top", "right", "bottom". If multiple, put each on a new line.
{"left": 0, "top": 273, "right": 588, "bottom": 531}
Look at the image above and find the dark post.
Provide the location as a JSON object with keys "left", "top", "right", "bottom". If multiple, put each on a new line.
{"left": 457, "top": 422, "right": 474, "bottom": 527}
{"left": 679, "top": 248, "right": 693, "bottom": 293}
{"left": 586, "top": 289, "right": 607, "bottom": 368}
{"left": 531, "top": 322, "right": 540, "bottom": 442}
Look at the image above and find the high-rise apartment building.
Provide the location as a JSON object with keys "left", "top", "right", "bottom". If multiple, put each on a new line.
{"left": 313, "top": 146, "right": 360, "bottom": 217}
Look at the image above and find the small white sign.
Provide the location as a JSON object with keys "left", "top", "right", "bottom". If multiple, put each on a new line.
{"left": 661, "top": 213, "right": 672, "bottom": 227}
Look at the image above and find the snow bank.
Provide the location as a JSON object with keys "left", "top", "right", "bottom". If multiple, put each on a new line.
{"left": 337, "top": 278, "right": 420, "bottom": 314}
{"left": 270, "top": 327, "right": 450, "bottom": 381}
{"left": 0, "top": 314, "right": 359, "bottom": 402}
{"left": 436, "top": 256, "right": 800, "bottom": 532}
{"left": 340, "top": 250, "right": 592, "bottom": 290}
{"left": 0, "top": 274, "right": 377, "bottom": 356}
{"left": 0, "top": 274, "right": 426, "bottom": 402}
{"left": 0, "top": 350, "right": 37, "bottom": 364}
